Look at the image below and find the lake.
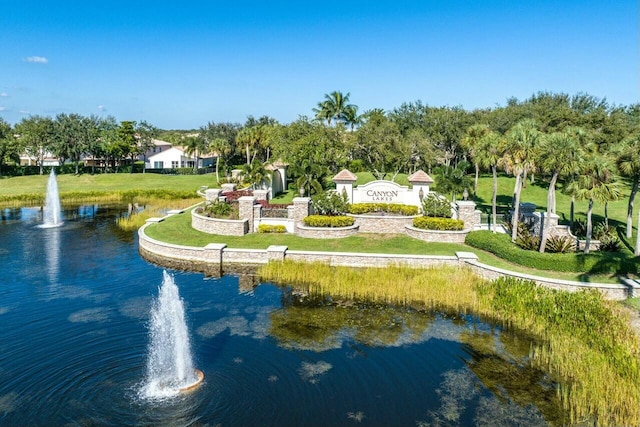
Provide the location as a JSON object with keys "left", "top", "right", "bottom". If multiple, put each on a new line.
{"left": 0, "top": 205, "right": 556, "bottom": 426}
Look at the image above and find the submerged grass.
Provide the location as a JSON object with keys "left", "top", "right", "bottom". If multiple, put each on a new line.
{"left": 259, "top": 261, "right": 640, "bottom": 426}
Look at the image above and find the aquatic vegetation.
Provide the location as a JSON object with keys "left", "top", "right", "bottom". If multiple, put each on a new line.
{"left": 259, "top": 261, "right": 640, "bottom": 426}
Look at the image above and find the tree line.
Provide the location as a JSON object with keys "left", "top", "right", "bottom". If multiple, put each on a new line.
{"left": 0, "top": 90, "right": 638, "bottom": 254}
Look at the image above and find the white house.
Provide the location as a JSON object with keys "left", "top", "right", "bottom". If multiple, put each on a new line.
{"left": 144, "top": 139, "right": 217, "bottom": 170}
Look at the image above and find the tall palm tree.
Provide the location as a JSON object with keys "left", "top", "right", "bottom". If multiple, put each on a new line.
{"left": 182, "top": 134, "right": 207, "bottom": 172}
{"left": 242, "top": 159, "right": 271, "bottom": 189}
{"left": 566, "top": 154, "right": 622, "bottom": 254}
{"left": 504, "top": 119, "right": 541, "bottom": 242}
{"left": 313, "top": 91, "right": 357, "bottom": 126}
{"left": 342, "top": 105, "right": 361, "bottom": 130}
{"left": 474, "top": 130, "right": 505, "bottom": 232}
{"left": 208, "top": 137, "right": 231, "bottom": 184}
{"left": 537, "top": 129, "right": 584, "bottom": 252}
{"left": 614, "top": 133, "right": 640, "bottom": 238}
{"left": 461, "top": 124, "right": 490, "bottom": 196}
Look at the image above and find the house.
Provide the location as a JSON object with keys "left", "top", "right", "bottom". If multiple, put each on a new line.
{"left": 144, "top": 139, "right": 217, "bottom": 170}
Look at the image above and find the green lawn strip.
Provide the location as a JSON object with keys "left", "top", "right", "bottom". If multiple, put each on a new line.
{"left": 145, "top": 207, "right": 621, "bottom": 283}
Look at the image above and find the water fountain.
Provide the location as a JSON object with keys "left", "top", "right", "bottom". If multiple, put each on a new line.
{"left": 41, "top": 168, "right": 63, "bottom": 228}
{"left": 141, "top": 270, "right": 203, "bottom": 399}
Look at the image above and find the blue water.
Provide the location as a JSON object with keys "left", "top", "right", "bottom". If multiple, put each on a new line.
{"left": 0, "top": 205, "right": 552, "bottom": 426}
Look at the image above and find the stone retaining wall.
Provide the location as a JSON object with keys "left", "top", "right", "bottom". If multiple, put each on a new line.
{"left": 139, "top": 218, "right": 635, "bottom": 301}
{"left": 191, "top": 208, "right": 249, "bottom": 236}
{"left": 349, "top": 214, "right": 418, "bottom": 233}
{"left": 405, "top": 225, "right": 470, "bottom": 243}
{"left": 295, "top": 224, "right": 359, "bottom": 239}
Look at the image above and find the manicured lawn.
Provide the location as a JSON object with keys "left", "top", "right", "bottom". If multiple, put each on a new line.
{"left": 144, "top": 206, "right": 625, "bottom": 283}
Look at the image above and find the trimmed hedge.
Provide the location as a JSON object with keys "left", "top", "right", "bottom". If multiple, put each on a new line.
{"left": 303, "top": 215, "right": 355, "bottom": 228}
{"left": 413, "top": 216, "right": 464, "bottom": 231}
{"left": 465, "top": 230, "right": 638, "bottom": 274}
{"left": 349, "top": 203, "right": 418, "bottom": 216}
{"left": 257, "top": 224, "right": 287, "bottom": 233}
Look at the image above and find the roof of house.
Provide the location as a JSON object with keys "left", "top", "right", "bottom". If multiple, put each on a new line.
{"left": 407, "top": 170, "right": 435, "bottom": 184}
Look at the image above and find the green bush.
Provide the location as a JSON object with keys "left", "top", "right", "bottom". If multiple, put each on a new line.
{"left": 311, "top": 191, "right": 350, "bottom": 216}
{"left": 349, "top": 203, "right": 418, "bottom": 216}
{"left": 421, "top": 193, "right": 452, "bottom": 218}
{"left": 413, "top": 216, "right": 464, "bottom": 231}
{"left": 201, "top": 200, "right": 237, "bottom": 219}
{"left": 303, "top": 215, "right": 355, "bottom": 228}
{"left": 545, "top": 235, "right": 575, "bottom": 253}
{"left": 465, "top": 230, "right": 638, "bottom": 274}
{"left": 257, "top": 224, "right": 287, "bottom": 233}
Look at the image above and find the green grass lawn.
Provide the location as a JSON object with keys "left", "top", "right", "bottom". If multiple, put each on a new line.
{"left": 145, "top": 206, "right": 626, "bottom": 283}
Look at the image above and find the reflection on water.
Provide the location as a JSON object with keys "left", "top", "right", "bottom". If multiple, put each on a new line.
{"left": 0, "top": 204, "right": 565, "bottom": 426}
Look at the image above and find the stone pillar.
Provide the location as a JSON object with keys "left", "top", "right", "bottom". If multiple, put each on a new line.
{"left": 221, "top": 183, "right": 237, "bottom": 193}
{"left": 253, "top": 189, "right": 269, "bottom": 201}
{"left": 238, "top": 196, "right": 257, "bottom": 233}
{"left": 292, "top": 197, "right": 311, "bottom": 231}
{"left": 455, "top": 201, "right": 480, "bottom": 230}
{"left": 204, "top": 243, "right": 226, "bottom": 264}
{"left": 532, "top": 211, "right": 560, "bottom": 237}
{"left": 205, "top": 188, "right": 221, "bottom": 203}
{"left": 267, "top": 245, "right": 288, "bottom": 262}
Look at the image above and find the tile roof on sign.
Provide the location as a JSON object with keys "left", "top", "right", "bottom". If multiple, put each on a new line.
{"left": 333, "top": 169, "right": 358, "bottom": 182}
{"left": 407, "top": 170, "right": 434, "bottom": 183}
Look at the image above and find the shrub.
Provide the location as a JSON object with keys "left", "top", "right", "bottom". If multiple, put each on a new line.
{"left": 420, "top": 193, "right": 452, "bottom": 218}
{"left": 303, "top": 215, "right": 355, "bottom": 228}
{"left": 413, "top": 216, "right": 464, "bottom": 231}
{"left": 311, "top": 191, "right": 350, "bottom": 216}
{"left": 545, "top": 235, "right": 575, "bottom": 253}
{"left": 465, "top": 230, "right": 637, "bottom": 274}
{"left": 257, "top": 224, "right": 287, "bottom": 233}
{"left": 598, "top": 235, "right": 622, "bottom": 252}
{"left": 201, "top": 200, "right": 237, "bottom": 219}
{"left": 222, "top": 190, "right": 253, "bottom": 202}
{"left": 349, "top": 203, "right": 418, "bottom": 216}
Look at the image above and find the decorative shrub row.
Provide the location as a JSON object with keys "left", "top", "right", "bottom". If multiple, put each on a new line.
{"left": 349, "top": 203, "right": 418, "bottom": 216}
{"left": 222, "top": 190, "right": 253, "bottom": 202}
{"left": 257, "top": 224, "right": 287, "bottom": 233}
{"left": 413, "top": 216, "right": 464, "bottom": 231}
{"left": 303, "top": 215, "right": 355, "bottom": 228}
{"left": 465, "top": 230, "right": 638, "bottom": 274}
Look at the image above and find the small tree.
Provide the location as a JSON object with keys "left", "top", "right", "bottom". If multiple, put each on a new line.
{"left": 311, "top": 191, "right": 350, "bottom": 216}
{"left": 421, "top": 193, "right": 452, "bottom": 218}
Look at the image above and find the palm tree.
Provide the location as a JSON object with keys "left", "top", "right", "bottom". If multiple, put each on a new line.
{"left": 566, "top": 154, "right": 622, "bottom": 254}
{"left": 504, "top": 119, "right": 541, "bottom": 242}
{"left": 614, "top": 133, "right": 640, "bottom": 238}
{"left": 313, "top": 91, "right": 357, "bottom": 126}
{"left": 209, "top": 137, "right": 231, "bottom": 184}
{"left": 342, "top": 105, "right": 361, "bottom": 130}
{"left": 242, "top": 159, "right": 271, "bottom": 189}
{"left": 537, "top": 129, "right": 584, "bottom": 252}
{"left": 474, "top": 130, "right": 505, "bottom": 232}
{"left": 461, "top": 124, "right": 490, "bottom": 195}
{"left": 182, "top": 134, "right": 207, "bottom": 172}
{"left": 292, "top": 158, "right": 324, "bottom": 196}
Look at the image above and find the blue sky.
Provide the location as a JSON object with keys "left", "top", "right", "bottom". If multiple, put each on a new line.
{"left": 0, "top": 0, "right": 637, "bottom": 129}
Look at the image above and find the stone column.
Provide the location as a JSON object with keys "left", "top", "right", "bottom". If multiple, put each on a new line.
{"left": 238, "top": 196, "right": 257, "bottom": 233}
{"left": 532, "top": 211, "right": 560, "bottom": 237}
{"left": 455, "top": 201, "right": 480, "bottom": 230}
{"left": 292, "top": 197, "right": 311, "bottom": 232}
{"left": 205, "top": 188, "right": 221, "bottom": 203}
{"left": 253, "top": 189, "right": 269, "bottom": 201}
{"left": 267, "top": 245, "right": 288, "bottom": 262}
{"left": 204, "top": 243, "right": 226, "bottom": 264}
{"left": 221, "top": 183, "right": 237, "bottom": 193}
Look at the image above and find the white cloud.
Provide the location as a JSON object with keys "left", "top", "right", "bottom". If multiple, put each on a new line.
{"left": 0, "top": 92, "right": 7, "bottom": 97}
{"left": 0, "top": 107, "right": 6, "bottom": 111}
{"left": 19, "top": 110, "right": 29, "bottom": 114}
{"left": 97, "top": 105, "right": 106, "bottom": 111}
{"left": 24, "top": 56, "right": 48, "bottom": 64}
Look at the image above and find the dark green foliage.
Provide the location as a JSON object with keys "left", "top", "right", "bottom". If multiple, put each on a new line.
{"left": 465, "top": 230, "right": 638, "bottom": 274}
{"left": 420, "top": 193, "right": 452, "bottom": 218}
{"left": 413, "top": 216, "right": 464, "bottom": 231}
{"left": 349, "top": 203, "right": 418, "bottom": 216}
{"left": 201, "top": 200, "right": 236, "bottom": 219}
{"left": 303, "top": 215, "right": 355, "bottom": 228}
{"left": 545, "top": 236, "right": 575, "bottom": 254}
{"left": 311, "top": 191, "right": 350, "bottom": 216}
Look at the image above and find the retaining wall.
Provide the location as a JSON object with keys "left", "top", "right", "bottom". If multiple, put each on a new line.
{"left": 295, "top": 224, "right": 359, "bottom": 239}
{"left": 139, "top": 216, "right": 636, "bottom": 301}
{"left": 191, "top": 208, "right": 248, "bottom": 236}
{"left": 349, "top": 214, "right": 418, "bottom": 234}
{"left": 405, "top": 225, "right": 470, "bottom": 243}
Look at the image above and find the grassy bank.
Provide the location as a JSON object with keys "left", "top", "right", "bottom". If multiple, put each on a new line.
{"left": 0, "top": 173, "right": 215, "bottom": 206}
{"left": 259, "top": 261, "right": 640, "bottom": 426}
